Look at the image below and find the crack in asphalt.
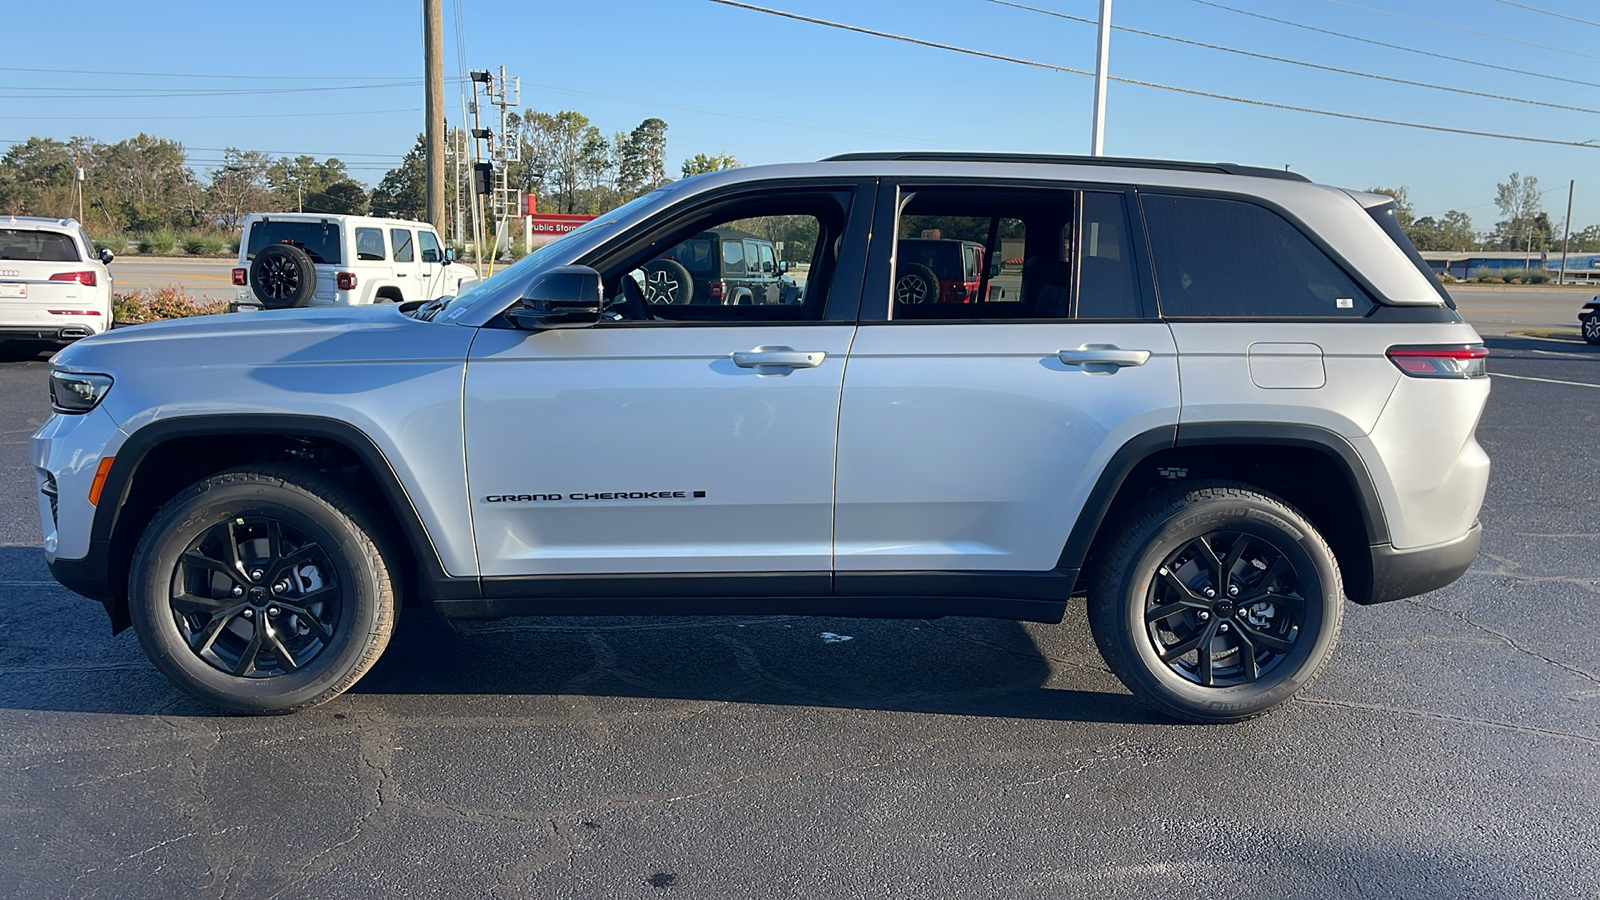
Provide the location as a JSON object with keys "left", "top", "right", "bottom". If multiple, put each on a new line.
{"left": 1295, "top": 696, "right": 1600, "bottom": 747}
{"left": 1408, "top": 597, "right": 1600, "bottom": 690}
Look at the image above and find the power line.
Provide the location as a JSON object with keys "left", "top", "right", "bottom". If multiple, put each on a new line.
{"left": 0, "top": 65, "right": 418, "bottom": 81}
{"left": 1185, "top": 0, "right": 1600, "bottom": 91}
{"left": 1319, "top": 0, "right": 1600, "bottom": 62}
{"left": 0, "top": 80, "right": 454, "bottom": 101}
{"left": 705, "top": 0, "right": 1600, "bottom": 150}
{"left": 988, "top": 0, "right": 1600, "bottom": 117}
{"left": 1490, "top": 0, "right": 1600, "bottom": 28}
{"left": 0, "top": 108, "right": 420, "bottom": 121}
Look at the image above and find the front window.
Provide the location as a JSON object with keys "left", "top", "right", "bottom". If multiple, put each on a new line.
{"left": 390, "top": 229, "right": 415, "bottom": 263}
{"left": 0, "top": 229, "right": 81, "bottom": 262}
{"left": 418, "top": 230, "right": 442, "bottom": 264}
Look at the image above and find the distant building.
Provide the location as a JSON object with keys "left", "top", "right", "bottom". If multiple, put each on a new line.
{"left": 1419, "top": 250, "right": 1600, "bottom": 282}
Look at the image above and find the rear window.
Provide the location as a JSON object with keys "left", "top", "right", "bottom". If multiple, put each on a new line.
{"left": 669, "top": 237, "right": 715, "bottom": 274}
{"left": 245, "top": 220, "right": 342, "bottom": 265}
{"left": 0, "top": 228, "right": 81, "bottom": 262}
{"left": 1142, "top": 194, "right": 1373, "bottom": 318}
{"left": 897, "top": 240, "right": 964, "bottom": 280}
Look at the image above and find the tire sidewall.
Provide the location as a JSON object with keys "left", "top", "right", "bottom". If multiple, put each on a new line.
{"left": 1110, "top": 496, "right": 1342, "bottom": 720}
{"left": 248, "top": 244, "right": 317, "bottom": 309}
{"left": 129, "top": 479, "right": 385, "bottom": 712}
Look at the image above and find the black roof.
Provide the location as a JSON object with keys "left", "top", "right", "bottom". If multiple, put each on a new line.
{"left": 822, "top": 152, "right": 1311, "bottom": 183}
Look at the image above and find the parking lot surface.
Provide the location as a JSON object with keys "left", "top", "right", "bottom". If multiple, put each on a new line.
{"left": 1, "top": 316, "right": 1597, "bottom": 897}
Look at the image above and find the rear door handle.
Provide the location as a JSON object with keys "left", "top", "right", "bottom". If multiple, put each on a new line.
{"left": 1057, "top": 344, "right": 1151, "bottom": 368}
{"left": 732, "top": 346, "right": 826, "bottom": 372}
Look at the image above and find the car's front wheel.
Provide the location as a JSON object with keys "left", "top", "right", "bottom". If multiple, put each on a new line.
{"left": 1581, "top": 312, "right": 1600, "bottom": 345}
{"left": 128, "top": 466, "right": 396, "bottom": 714}
{"left": 1088, "top": 484, "right": 1343, "bottom": 723}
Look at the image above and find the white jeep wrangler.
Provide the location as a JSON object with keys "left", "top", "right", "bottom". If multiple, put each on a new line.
{"left": 231, "top": 213, "right": 479, "bottom": 309}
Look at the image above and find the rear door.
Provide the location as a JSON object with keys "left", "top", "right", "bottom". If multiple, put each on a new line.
{"left": 389, "top": 227, "right": 420, "bottom": 301}
{"left": 417, "top": 230, "right": 445, "bottom": 299}
{"left": 833, "top": 182, "right": 1179, "bottom": 575}
{"left": 352, "top": 226, "right": 391, "bottom": 300}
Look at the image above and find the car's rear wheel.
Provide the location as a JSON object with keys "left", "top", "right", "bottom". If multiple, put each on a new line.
{"left": 249, "top": 244, "right": 318, "bottom": 308}
{"left": 1582, "top": 312, "right": 1600, "bottom": 345}
{"left": 128, "top": 466, "right": 396, "bottom": 714}
{"left": 1088, "top": 484, "right": 1343, "bottom": 723}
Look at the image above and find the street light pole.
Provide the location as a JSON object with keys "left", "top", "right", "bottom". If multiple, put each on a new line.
{"left": 1090, "top": 0, "right": 1112, "bottom": 156}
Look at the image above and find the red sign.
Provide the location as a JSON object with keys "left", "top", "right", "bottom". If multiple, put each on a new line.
{"left": 526, "top": 213, "right": 596, "bottom": 235}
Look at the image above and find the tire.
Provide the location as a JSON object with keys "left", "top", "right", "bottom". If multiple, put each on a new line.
{"left": 127, "top": 465, "right": 397, "bottom": 714}
{"left": 894, "top": 263, "right": 939, "bottom": 305}
{"left": 1582, "top": 312, "right": 1600, "bottom": 345}
{"left": 1087, "top": 483, "right": 1343, "bottom": 724}
{"left": 249, "top": 244, "right": 318, "bottom": 309}
{"left": 641, "top": 259, "right": 694, "bottom": 305}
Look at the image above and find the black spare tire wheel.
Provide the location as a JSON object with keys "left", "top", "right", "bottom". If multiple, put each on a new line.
{"left": 640, "top": 259, "right": 693, "bottom": 305}
{"left": 250, "top": 243, "right": 318, "bottom": 309}
{"left": 894, "top": 262, "right": 940, "bottom": 305}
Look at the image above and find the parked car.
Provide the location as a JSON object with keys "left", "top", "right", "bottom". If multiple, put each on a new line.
{"left": 642, "top": 227, "right": 800, "bottom": 306}
{"left": 894, "top": 238, "right": 986, "bottom": 304}
{"left": 231, "top": 213, "right": 478, "bottom": 309}
{"left": 1579, "top": 297, "right": 1600, "bottom": 344}
{"left": 36, "top": 152, "right": 1488, "bottom": 723}
{"left": 0, "top": 216, "right": 114, "bottom": 347}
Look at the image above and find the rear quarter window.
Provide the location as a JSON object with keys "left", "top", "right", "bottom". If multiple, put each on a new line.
{"left": 0, "top": 229, "right": 81, "bottom": 262}
{"left": 1141, "top": 194, "right": 1373, "bottom": 318}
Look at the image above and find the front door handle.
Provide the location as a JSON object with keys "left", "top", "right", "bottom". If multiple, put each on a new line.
{"left": 732, "top": 346, "right": 826, "bottom": 373}
{"left": 1057, "top": 344, "right": 1151, "bottom": 368}
{"left": 397, "top": 272, "right": 409, "bottom": 277}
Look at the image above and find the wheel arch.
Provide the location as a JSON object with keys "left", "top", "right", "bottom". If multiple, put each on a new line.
{"left": 1061, "top": 423, "right": 1389, "bottom": 605}
{"left": 89, "top": 414, "right": 461, "bottom": 632}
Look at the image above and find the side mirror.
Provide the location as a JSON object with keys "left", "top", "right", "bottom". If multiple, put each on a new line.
{"left": 778, "top": 259, "right": 791, "bottom": 273}
{"left": 422, "top": 248, "right": 440, "bottom": 264}
{"left": 99, "top": 247, "right": 115, "bottom": 265}
{"left": 989, "top": 258, "right": 1002, "bottom": 277}
{"left": 444, "top": 247, "right": 456, "bottom": 263}
{"left": 505, "top": 265, "right": 603, "bottom": 330}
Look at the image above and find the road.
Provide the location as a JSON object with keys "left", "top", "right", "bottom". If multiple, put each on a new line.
{"left": 1, "top": 311, "right": 1597, "bottom": 898}
{"left": 1447, "top": 284, "right": 1595, "bottom": 337}
{"left": 109, "top": 257, "right": 236, "bottom": 302}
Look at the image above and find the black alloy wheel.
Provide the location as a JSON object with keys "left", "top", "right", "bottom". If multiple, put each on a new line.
{"left": 1088, "top": 484, "right": 1343, "bottom": 723}
{"left": 1143, "top": 531, "right": 1304, "bottom": 688}
{"left": 170, "top": 517, "right": 343, "bottom": 678}
{"left": 256, "top": 255, "right": 301, "bottom": 302}
{"left": 1582, "top": 313, "right": 1600, "bottom": 345}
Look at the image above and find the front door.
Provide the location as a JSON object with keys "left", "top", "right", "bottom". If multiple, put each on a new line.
{"left": 833, "top": 184, "right": 1181, "bottom": 574}
{"left": 463, "top": 184, "right": 871, "bottom": 577}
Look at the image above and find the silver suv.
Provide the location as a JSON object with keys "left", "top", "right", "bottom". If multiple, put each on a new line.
{"left": 33, "top": 153, "right": 1490, "bottom": 722}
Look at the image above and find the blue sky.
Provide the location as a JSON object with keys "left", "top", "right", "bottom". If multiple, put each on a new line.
{"left": 5, "top": 0, "right": 1600, "bottom": 231}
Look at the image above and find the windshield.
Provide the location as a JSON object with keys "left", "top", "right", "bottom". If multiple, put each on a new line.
{"left": 246, "top": 220, "right": 342, "bottom": 265}
{"left": 436, "top": 189, "right": 668, "bottom": 320}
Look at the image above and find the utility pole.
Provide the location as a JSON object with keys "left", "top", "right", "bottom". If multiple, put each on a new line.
{"left": 468, "top": 66, "right": 520, "bottom": 277}
{"left": 1559, "top": 179, "right": 1575, "bottom": 286}
{"left": 1090, "top": 0, "right": 1112, "bottom": 156}
{"left": 423, "top": 0, "right": 446, "bottom": 233}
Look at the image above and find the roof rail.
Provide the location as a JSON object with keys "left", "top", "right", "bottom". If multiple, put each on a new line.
{"left": 822, "top": 152, "right": 1312, "bottom": 183}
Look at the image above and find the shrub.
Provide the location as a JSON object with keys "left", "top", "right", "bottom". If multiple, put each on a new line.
{"left": 1473, "top": 273, "right": 1502, "bottom": 284}
{"left": 180, "top": 232, "right": 230, "bottom": 256}
{"left": 1526, "top": 270, "right": 1551, "bottom": 284}
{"left": 136, "top": 230, "right": 177, "bottom": 255}
{"left": 1435, "top": 272, "right": 1456, "bottom": 283}
{"left": 113, "top": 287, "right": 230, "bottom": 324}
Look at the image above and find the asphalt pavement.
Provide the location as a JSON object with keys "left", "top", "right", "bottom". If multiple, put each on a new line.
{"left": 109, "top": 257, "right": 237, "bottom": 302}
{"left": 1, "top": 317, "right": 1597, "bottom": 898}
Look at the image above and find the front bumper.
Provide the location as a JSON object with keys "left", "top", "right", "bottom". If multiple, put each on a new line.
{"left": 1364, "top": 522, "right": 1482, "bottom": 604}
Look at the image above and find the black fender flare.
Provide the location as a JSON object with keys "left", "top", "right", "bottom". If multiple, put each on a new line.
{"left": 1056, "top": 422, "right": 1390, "bottom": 571}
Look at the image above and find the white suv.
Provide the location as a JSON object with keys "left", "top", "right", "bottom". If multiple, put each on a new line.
{"left": 36, "top": 154, "right": 1489, "bottom": 722}
{"left": 0, "top": 216, "right": 114, "bottom": 346}
{"left": 232, "top": 213, "right": 478, "bottom": 309}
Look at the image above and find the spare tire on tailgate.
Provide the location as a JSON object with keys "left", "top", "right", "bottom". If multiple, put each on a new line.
{"left": 249, "top": 243, "right": 318, "bottom": 308}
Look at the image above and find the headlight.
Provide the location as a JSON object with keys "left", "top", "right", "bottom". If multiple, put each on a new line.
{"left": 49, "top": 371, "right": 113, "bottom": 414}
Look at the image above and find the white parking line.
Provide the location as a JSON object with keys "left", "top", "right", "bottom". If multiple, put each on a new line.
{"left": 1491, "top": 372, "right": 1600, "bottom": 389}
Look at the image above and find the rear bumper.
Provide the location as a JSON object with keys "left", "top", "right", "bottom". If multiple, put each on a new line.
{"left": 1364, "top": 522, "right": 1481, "bottom": 604}
{"left": 0, "top": 323, "right": 102, "bottom": 340}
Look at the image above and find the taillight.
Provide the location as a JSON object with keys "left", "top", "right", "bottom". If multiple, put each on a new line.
{"left": 50, "top": 271, "right": 96, "bottom": 287}
{"left": 336, "top": 272, "right": 357, "bottom": 291}
{"left": 231, "top": 267, "right": 247, "bottom": 286}
{"left": 1387, "top": 344, "right": 1489, "bottom": 378}
{"left": 708, "top": 278, "right": 724, "bottom": 301}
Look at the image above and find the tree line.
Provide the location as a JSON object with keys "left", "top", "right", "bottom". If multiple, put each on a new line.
{"left": 1370, "top": 173, "right": 1600, "bottom": 253}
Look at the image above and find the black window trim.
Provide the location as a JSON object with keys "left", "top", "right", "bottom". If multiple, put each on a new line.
{"left": 860, "top": 177, "right": 1158, "bottom": 324}
{"left": 1134, "top": 186, "right": 1395, "bottom": 320}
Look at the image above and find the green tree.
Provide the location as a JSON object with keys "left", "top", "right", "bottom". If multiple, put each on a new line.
{"left": 371, "top": 134, "right": 426, "bottom": 220}
{"left": 617, "top": 117, "right": 669, "bottom": 195}
{"left": 1491, "top": 172, "right": 1544, "bottom": 250}
{"left": 206, "top": 148, "right": 272, "bottom": 229}
{"left": 267, "top": 155, "right": 364, "bottom": 213}
{"left": 1408, "top": 210, "right": 1477, "bottom": 251}
{"left": 681, "top": 152, "right": 741, "bottom": 178}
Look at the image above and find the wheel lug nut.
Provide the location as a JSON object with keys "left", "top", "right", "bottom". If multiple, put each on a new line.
{"left": 1203, "top": 587, "right": 1216, "bottom": 598}
{"left": 273, "top": 581, "right": 289, "bottom": 594}
{"left": 231, "top": 586, "right": 244, "bottom": 597}
{"left": 249, "top": 568, "right": 265, "bottom": 582}
{"left": 1219, "top": 623, "right": 1230, "bottom": 633}
{"left": 1228, "top": 585, "right": 1239, "bottom": 597}
{"left": 242, "top": 609, "right": 254, "bottom": 619}
{"left": 267, "top": 607, "right": 280, "bottom": 617}
{"left": 1197, "top": 611, "right": 1210, "bottom": 621}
